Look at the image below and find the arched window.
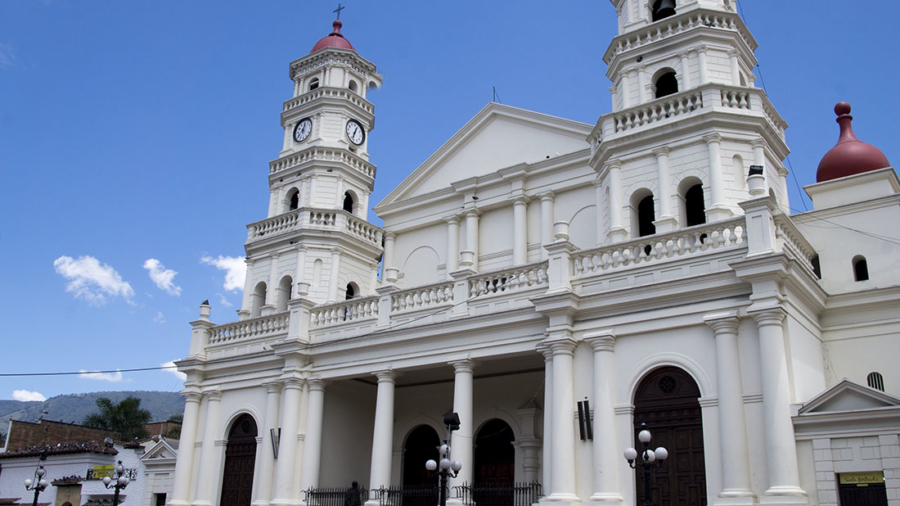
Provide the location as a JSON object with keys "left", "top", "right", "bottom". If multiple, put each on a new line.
{"left": 276, "top": 276, "right": 293, "bottom": 311}
{"left": 345, "top": 282, "right": 357, "bottom": 300}
{"left": 251, "top": 282, "right": 267, "bottom": 317}
{"left": 655, "top": 71, "right": 678, "bottom": 99}
{"left": 868, "top": 372, "right": 885, "bottom": 391}
{"left": 651, "top": 0, "right": 676, "bottom": 22}
{"left": 343, "top": 191, "right": 355, "bottom": 213}
{"left": 684, "top": 184, "right": 706, "bottom": 227}
{"left": 637, "top": 195, "right": 656, "bottom": 237}
{"left": 286, "top": 188, "right": 300, "bottom": 212}
{"left": 853, "top": 255, "right": 869, "bottom": 281}
{"left": 348, "top": 80, "right": 358, "bottom": 94}
{"left": 308, "top": 78, "right": 319, "bottom": 91}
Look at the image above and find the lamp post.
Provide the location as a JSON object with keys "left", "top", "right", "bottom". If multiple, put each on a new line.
{"left": 624, "top": 423, "right": 668, "bottom": 506}
{"left": 425, "top": 413, "right": 462, "bottom": 506}
{"left": 24, "top": 451, "right": 49, "bottom": 506}
{"left": 102, "top": 460, "right": 131, "bottom": 506}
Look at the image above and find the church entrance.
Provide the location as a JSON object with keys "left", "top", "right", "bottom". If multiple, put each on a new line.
{"left": 402, "top": 425, "right": 441, "bottom": 506}
{"left": 633, "top": 367, "right": 707, "bottom": 506}
{"left": 219, "top": 414, "right": 258, "bottom": 506}
{"left": 473, "top": 419, "right": 515, "bottom": 506}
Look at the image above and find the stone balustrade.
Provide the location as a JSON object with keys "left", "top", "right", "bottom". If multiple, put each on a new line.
{"left": 573, "top": 217, "right": 746, "bottom": 277}
{"left": 774, "top": 214, "right": 817, "bottom": 272}
{"left": 282, "top": 86, "right": 373, "bottom": 115}
{"left": 247, "top": 208, "right": 383, "bottom": 247}
{"left": 208, "top": 312, "right": 290, "bottom": 345}
{"left": 269, "top": 147, "right": 376, "bottom": 179}
{"left": 718, "top": 85, "right": 787, "bottom": 138}
{"left": 468, "top": 262, "right": 549, "bottom": 297}
{"left": 310, "top": 296, "right": 379, "bottom": 328}
{"left": 391, "top": 282, "right": 454, "bottom": 314}
{"left": 612, "top": 89, "right": 704, "bottom": 133}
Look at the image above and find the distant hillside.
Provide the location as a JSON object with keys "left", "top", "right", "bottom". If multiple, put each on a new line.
{"left": 0, "top": 391, "right": 184, "bottom": 431}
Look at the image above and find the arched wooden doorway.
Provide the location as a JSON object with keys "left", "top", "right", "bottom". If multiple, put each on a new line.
{"left": 633, "top": 366, "right": 707, "bottom": 506}
{"left": 403, "top": 425, "right": 441, "bottom": 505}
{"left": 474, "top": 419, "right": 515, "bottom": 506}
{"left": 220, "top": 414, "right": 258, "bottom": 506}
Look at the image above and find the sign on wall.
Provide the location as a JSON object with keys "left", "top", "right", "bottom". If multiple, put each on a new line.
{"left": 85, "top": 465, "right": 138, "bottom": 481}
{"left": 839, "top": 472, "right": 885, "bottom": 485}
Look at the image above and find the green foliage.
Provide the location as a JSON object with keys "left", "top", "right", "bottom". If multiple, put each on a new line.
{"left": 82, "top": 396, "right": 152, "bottom": 441}
{"left": 165, "top": 423, "right": 182, "bottom": 439}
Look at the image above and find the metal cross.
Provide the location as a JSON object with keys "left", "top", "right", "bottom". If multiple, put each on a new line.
{"left": 333, "top": 3, "right": 345, "bottom": 19}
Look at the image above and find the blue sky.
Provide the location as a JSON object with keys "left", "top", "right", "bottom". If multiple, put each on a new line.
{"left": 1, "top": 0, "right": 897, "bottom": 403}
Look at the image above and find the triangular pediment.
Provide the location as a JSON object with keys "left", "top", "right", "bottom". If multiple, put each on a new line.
{"left": 376, "top": 103, "right": 592, "bottom": 208}
{"left": 799, "top": 379, "right": 900, "bottom": 415}
{"left": 141, "top": 439, "right": 178, "bottom": 461}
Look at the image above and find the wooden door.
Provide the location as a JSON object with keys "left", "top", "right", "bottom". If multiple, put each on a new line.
{"left": 474, "top": 419, "right": 515, "bottom": 506}
{"left": 220, "top": 415, "right": 258, "bottom": 506}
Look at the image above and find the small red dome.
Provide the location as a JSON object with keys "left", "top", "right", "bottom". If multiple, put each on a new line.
{"left": 816, "top": 102, "right": 890, "bottom": 183}
{"left": 310, "top": 20, "right": 355, "bottom": 53}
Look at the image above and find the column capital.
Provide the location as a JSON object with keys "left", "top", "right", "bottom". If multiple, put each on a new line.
{"left": 538, "top": 191, "right": 555, "bottom": 202}
{"left": 444, "top": 215, "right": 460, "bottom": 225}
{"left": 449, "top": 358, "right": 477, "bottom": 374}
{"left": 750, "top": 137, "right": 767, "bottom": 148}
{"left": 584, "top": 329, "right": 616, "bottom": 352}
{"left": 295, "top": 244, "right": 308, "bottom": 253}
{"left": 264, "top": 381, "right": 284, "bottom": 394}
{"left": 182, "top": 390, "right": 204, "bottom": 404}
{"left": 704, "top": 311, "right": 741, "bottom": 334}
{"left": 383, "top": 231, "right": 397, "bottom": 239}
{"left": 696, "top": 44, "right": 709, "bottom": 54}
{"left": 678, "top": 50, "right": 691, "bottom": 59}
{"left": 727, "top": 48, "right": 740, "bottom": 57}
{"left": 547, "top": 339, "right": 577, "bottom": 357}
{"left": 465, "top": 208, "right": 482, "bottom": 218}
{"left": 307, "top": 377, "right": 327, "bottom": 392}
{"left": 652, "top": 146, "right": 671, "bottom": 157}
{"left": 372, "top": 369, "right": 397, "bottom": 383}
{"left": 269, "top": 251, "right": 281, "bottom": 260}
{"left": 750, "top": 307, "right": 786, "bottom": 327}
{"left": 330, "top": 247, "right": 342, "bottom": 256}
{"left": 606, "top": 158, "right": 622, "bottom": 170}
{"left": 703, "top": 133, "right": 723, "bottom": 145}
{"left": 203, "top": 388, "right": 223, "bottom": 402}
{"left": 511, "top": 195, "right": 531, "bottom": 205}
{"left": 282, "top": 376, "right": 305, "bottom": 390}
{"left": 536, "top": 343, "right": 553, "bottom": 361}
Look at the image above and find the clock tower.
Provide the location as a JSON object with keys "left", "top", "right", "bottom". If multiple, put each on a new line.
{"left": 237, "top": 18, "right": 385, "bottom": 319}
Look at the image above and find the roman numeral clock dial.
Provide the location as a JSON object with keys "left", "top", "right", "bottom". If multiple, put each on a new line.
{"left": 346, "top": 119, "right": 366, "bottom": 145}
{"left": 293, "top": 118, "right": 312, "bottom": 143}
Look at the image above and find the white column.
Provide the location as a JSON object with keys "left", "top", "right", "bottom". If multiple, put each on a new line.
{"left": 620, "top": 72, "right": 632, "bottom": 109}
{"left": 751, "top": 138, "right": 768, "bottom": 194}
{"left": 541, "top": 348, "right": 553, "bottom": 492}
{"left": 679, "top": 52, "right": 692, "bottom": 89}
{"left": 445, "top": 217, "right": 460, "bottom": 277}
{"left": 367, "top": 371, "right": 397, "bottom": 504}
{"left": 704, "top": 313, "right": 755, "bottom": 502}
{"left": 461, "top": 210, "right": 480, "bottom": 270}
{"left": 268, "top": 252, "right": 280, "bottom": 290}
{"left": 540, "top": 193, "right": 555, "bottom": 260}
{"left": 448, "top": 360, "right": 476, "bottom": 498}
{"left": 268, "top": 187, "right": 279, "bottom": 218}
{"left": 294, "top": 246, "right": 307, "bottom": 296}
{"left": 383, "top": 232, "right": 398, "bottom": 283}
{"left": 704, "top": 134, "right": 731, "bottom": 221}
{"left": 193, "top": 390, "right": 222, "bottom": 506}
{"left": 271, "top": 379, "right": 303, "bottom": 506}
{"left": 169, "top": 391, "right": 202, "bottom": 506}
{"left": 253, "top": 382, "right": 283, "bottom": 506}
{"left": 327, "top": 249, "right": 342, "bottom": 301}
{"left": 586, "top": 333, "right": 623, "bottom": 504}
{"left": 609, "top": 85, "right": 618, "bottom": 112}
{"left": 547, "top": 341, "right": 579, "bottom": 502}
{"left": 636, "top": 65, "right": 648, "bottom": 104}
{"left": 606, "top": 160, "right": 627, "bottom": 242}
{"left": 751, "top": 308, "right": 807, "bottom": 500}
{"left": 652, "top": 147, "right": 676, "bottom": 232}
{"left": 513, "top": 197, "right": 529, "bottom": 265}
{"left": 593, "top": 178, "right": 605, "bottom": 246}
{"left": 299, "top": 379, "right": 327, "bottom": 495}
{"left": 283, "top": 125, "right": 293, "bottom": 153}
{"left": 697, "top": 46, "right": 709, "bottom": 85}
{"left": 239, "top": 259, "right": 254, "bottom": 319}
{"left": 729, "top": 49, "right": 741, "bottom": 85}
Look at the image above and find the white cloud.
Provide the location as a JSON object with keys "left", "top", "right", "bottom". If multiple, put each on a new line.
{"left": 216, "top": 293, "right": 234, "bottom": 308}
{"left": 161, "top": 361, "right": 187, "bottom": 381}
{"left": 153, "top": 311, "right": 166, "bottom": 324}
{"left": 143, "top": 258, "right": 182, "bottom": 296}
{"left": 53, "top": 256, "right": 134, "bottom": 306}
{"left": 201, "top": 255, "right": 246, "bottom": 292}
{"left": 79, "top": 370, "right": 124, "bottom": 382}
{"left": 12, "top": 390, "right": 46, "bottom": 402}
{"left": 0, "top": 43, "right": 16, "bottom": 70}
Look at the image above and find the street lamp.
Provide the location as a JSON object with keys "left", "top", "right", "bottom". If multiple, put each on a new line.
{"left": 624, "top": 423, "right": 668, "bottom": 506}
{"left": 24, "top": 451, "right": 49, "bottom": 506}
{"left": 425, "top": 413, "right": 462, "bottom": 506}
{"left": 102, "top": 460, "right": 130, "bottom": 506}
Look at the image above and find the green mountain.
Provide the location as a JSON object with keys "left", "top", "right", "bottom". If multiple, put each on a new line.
{"left": 0, "top": 391, "right": 185, "bottom": 431}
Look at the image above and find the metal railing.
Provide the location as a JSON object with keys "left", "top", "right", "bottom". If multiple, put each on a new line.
{"left": 453, "top": 482, "right": 543, "bottom": 506}
{"left": 302, "top": 487, "right": 369, "bottom": 506}
{"left": 304, "top": 482, "right": 542, "bottom": 506}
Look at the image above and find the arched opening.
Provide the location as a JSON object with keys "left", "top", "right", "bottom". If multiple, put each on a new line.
{"left": 868, "top": 372, "right": 885, "bottom": 391}
{"left": 474, "top": 419, "right": 515, "bottom": 506}
{"left": 251, "top": 282, "right": 267, "bottom": 317}
{"left": 651, "top": 0, "right": 676, "bottom": 22}
{"left": 684, "top": 184, "right": 706, "bottom": 227}
{"left": 633, "top": 366, "right": 706, "bottom": 506}
{"left": 349, "top": 80, "right": 358, "bottom": 93}
{"left": 343, "top": 191, "right": 356, "bottom": 214}
{"left": 732, "top": 154, "right": 746, "bottom": 191}
{"left": 276, "top": 276, "right": 293, "bottom": 311}
{"left": 853, "top": 255, "right": 869, "bottom": 281}
{"left": 631, "top": 191, "right": 656, "bottom": 238}
{"left": 308, "top": 77, "right": 319, "bottom": 91}
{"left": 403, "top": 425, "right": 441, "bottom": 505}
{"left": 219, "top": 414, "right": 258, "bottom": 506}
{"left": 654, "top": 71, "right": 678, "bottom": 99}
{"left": 345, "top": 282, "right": 357, "bottom": 300}
{"left": 286, "top": 188, "right": 300, "bottom": 211}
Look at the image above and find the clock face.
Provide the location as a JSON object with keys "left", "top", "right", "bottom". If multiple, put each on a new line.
{"left": 293, "top": 118, "right": 312, "bottom": 143}
{"left": 346, "top": 119, "right": 366, "bottom": 145}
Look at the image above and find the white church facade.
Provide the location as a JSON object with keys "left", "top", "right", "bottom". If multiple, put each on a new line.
{"left": 171, "top": 1, "right": 900, "bottom": 506}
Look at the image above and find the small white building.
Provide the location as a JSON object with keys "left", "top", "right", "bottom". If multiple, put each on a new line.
{"left": 171, "top": 2, "right": 900, "bottom": 506}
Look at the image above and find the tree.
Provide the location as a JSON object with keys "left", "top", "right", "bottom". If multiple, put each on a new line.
{"left": 166, "top": 413, "right": 183, "bottom": 439}
{"left": 82, "top": 396, "right": 151, "bottom": 441}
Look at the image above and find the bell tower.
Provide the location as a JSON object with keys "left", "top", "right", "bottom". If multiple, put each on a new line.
{"left": 591, "top": 0, "right": 791, "bottom": 242}
{"left": 237, "top": 18, "right": 385, "bottom": 319}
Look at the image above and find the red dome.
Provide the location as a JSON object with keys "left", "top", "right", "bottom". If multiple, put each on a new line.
{"left": 816, "top": 102, "right": 890, "bottom": 183}
{"left": 310, "top": 20, "right": 355, "bottom": 53}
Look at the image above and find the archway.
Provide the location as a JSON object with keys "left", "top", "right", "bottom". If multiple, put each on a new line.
{"left": 633, "top": 366, "right": 706, "bottom": 506}
{"left": 474, "top": 419, "right": 515, "bottom": 506}
{"left": 220, "top": 414, "right": 258, "bottom": 506}
{"left": 403, "top": 425, "right": 441, "bottom": 506}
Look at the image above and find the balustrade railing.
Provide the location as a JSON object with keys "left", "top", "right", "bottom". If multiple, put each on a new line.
{"left": 247, "top": 208, "right": 383, "bottom": 247}
{"left": 283, "top": 86, "right": 373, "bottom": 115}
{"left": 208, "top": 312, "right": 290, "bottom": 345}
{"left": 774, "top": 214, "right": 817, "bottom": 270}
{"left": 612, "top": 89, "right": 703, "bottom": 133}
{"left": 391, "top": 282, "right": 454, "bottom": 313}
{"left": 572, "top": 218, "right": 746, "bottom": 277}
{"left": 468, "top": 262, "right": 548, "bottom": 297}
{"left": 721, "top": 88, "right": 750, "bottom": 109}
{"left": 269, "top": 147, "right": 376, "bottom": 179}
{"left": 310, "top": 296, "right": 379, "bottom": 328}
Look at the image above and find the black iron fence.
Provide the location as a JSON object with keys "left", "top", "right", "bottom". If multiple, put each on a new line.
{"left": 304, "top": 482, "right": 542, "bottom": 506}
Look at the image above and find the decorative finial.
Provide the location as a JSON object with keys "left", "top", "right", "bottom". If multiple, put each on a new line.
{"left": 333, "top": 3, "right": 345, "bottom": 20}
{"left": 834, "top": 101, "right": 858, "bottom": 144}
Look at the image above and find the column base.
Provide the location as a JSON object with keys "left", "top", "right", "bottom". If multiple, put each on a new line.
{"left": 759, "top": 486, "right": 807, "bottom": 504}
{"left": 542, "top": 492, "right": 582, "bottom": 505}
{"left": 166, "top": 501, "right": 191, "bottom": 506}
{"left": 607, "top": 227, "right": 628, "bottom": 243}
{"left": 705, "top": 206, "right": 734, "bottom": 222}
{"left": 587, "top": 492, "right": 624, "bottom": 505}
{"left": 713, "top": 492, "right": 756, "bottom": 505}
{"left": 652, "top": 216, "right": 678, "bottom": 233}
